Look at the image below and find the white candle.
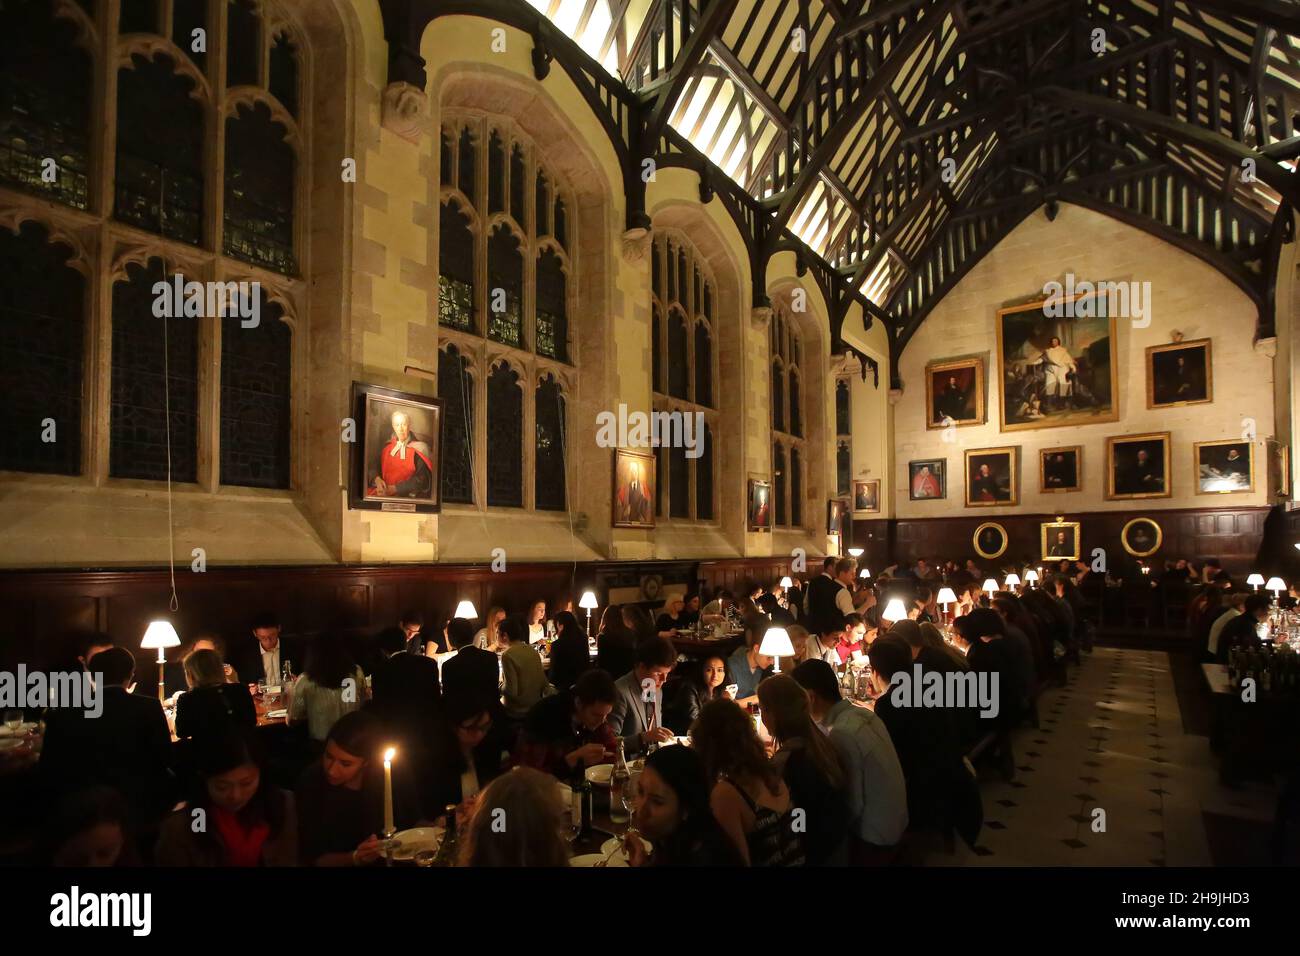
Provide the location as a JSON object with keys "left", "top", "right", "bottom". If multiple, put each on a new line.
{"left": 383, "top": 747, "right": 396, "bottom": 834}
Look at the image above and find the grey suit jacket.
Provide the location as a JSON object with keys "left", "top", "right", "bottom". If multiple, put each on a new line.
{"left": 607, "top": 670, "right": 660, "bottom": 755}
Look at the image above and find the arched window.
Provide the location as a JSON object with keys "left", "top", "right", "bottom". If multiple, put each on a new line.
{"left": 438, "top": 345, "right": 474, "bottom": 505}
{"left": 109, "top": 259, "right": 199, "bottom": 483}
{"left": 535, "top": 374, "right": 566, "bottom": 511}
{"left": 224, "top": 101, "right": 296, "bottom": 274}
{"left": 773, "top": 442, "right": 787, "bottom": 527}
{"left": 0, "top": 223, "right": 85, "bottom": 475}
{"left": 650, "top": 230, "right": 717, "bottom": 523}
{"left": 487, "top": 361, "right": 522, "bottom": 508}
{"left": 437, "top": 115, "right": 574, "bottom": 514}
{"left": 770, "top": 299, "right": 806, "bottom": 527}
{"left": 0, "top": 1, "right": 91, "bottom": 209}
{"left": 220, "top": 291, "right": 291, "bottom": 489}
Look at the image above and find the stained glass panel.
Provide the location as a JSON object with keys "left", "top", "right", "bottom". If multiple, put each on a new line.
{"left": 836, "top": 379, "right": 850, "bottom": 436}
{"left": 693, "top": 322, "right": 711, "bottom": 408}
{"left": 695, "top": 426, "right": 713, "bottom": 521}
{"left": 226, "top": 0, "right": 260, "bottom": 88}
{"left": 791, "top": 446, "right": 802, "bottom": 526}
{"left": 667, "top": 312, "right": 687, "bottom": 400}
{"left": 172, "top": 0, "right": 207, "bottom": 71}
{"left": 223, "top": 102, "right": 296, "bottom": 274}
{"left": 535, "top": 376, "right": 565, "bottom": 511}
{"left": 486, "top": 362, "right": 522, "bottom": 507}
{"left": 439, "top": 346, "right": 474, "bottom": 504}
{"left": 536, "top": 248, "right": 567, "bottom": 362}
{"left": 220, "top": 298, "right": 291, "bottom": 489}
{"left": 774, "top": 442, "right": 786, "bottom": 527}
{"left": 836, "top": 441, "right": 850, "bottom": 498}
{"left": 669, "top": 442, "right": 688, "bottom": 519}
{"left": 487, "top": 225, "right": 522, "bottom": 347}
{"left": 771, "top": 361, "right": 784, "bottom": 432}
{"left": 439, "top": 202, "right": 475, "bottom": 332}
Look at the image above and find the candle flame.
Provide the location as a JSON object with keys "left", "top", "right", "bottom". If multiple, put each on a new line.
{"left": 384, "top": 747, "right": 396, "bottom": 762}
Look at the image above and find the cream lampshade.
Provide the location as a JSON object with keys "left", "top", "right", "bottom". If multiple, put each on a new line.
{"left": 882, "top": 598, "right": 908, "bottom": 622}
{"left": 982, "top": 578, "right": 998, "bottom": 596}
{"left": 141, "top": 620, "right": 181, "bottom": 703}
{"left": 1024, "top": 569, "right": 1039, "bottom": 587}
{"left": 453, "top": 600, "right": 477, "bottom": 619}
{"left": 779, "top": 576, "right": 793, "bottom": 589}
{"left": 847, "top": 547, "right": 864, "bottom": 558}
{"left": 579, "top": 590, "right": 599, "bottom": 638}
{"left": 1265, "top": 577, "right": 1286, "bottom": 597}
{"left": 1004, "top": 573, "right": 1021, "bottom": 590}
{"left": 1247, "top": 573, "right": 1265, "bottom": 590}
{"left": 759, "top": 627, "right": 795, "bottom": 673}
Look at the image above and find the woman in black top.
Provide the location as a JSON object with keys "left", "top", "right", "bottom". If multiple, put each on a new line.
{"left": 425, "top": 691, "right": 506, "bottom": 815}
{"left": 663, "top": 654, "right": 728, "bottom": 735}
{"left": 624, "top": 744, "right": 741, "bottom": 867}
{"left": 655, "top": 596, "right": 688, "bottom": 637}
{"left": 595, "top": 605, "right": 636, "bottom": 679}
{"left": 174, "top": 648, "right": 256, "bottom": 741}
{"left": 548, "top": 611, "right": 590, "bottom": 693}
{"left": 757, "top": 674, "right": 848, "bottom": 865}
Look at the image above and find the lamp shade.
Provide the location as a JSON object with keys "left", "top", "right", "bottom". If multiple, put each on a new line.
{"left": 1024, "top": 569, "right": 1039, "bottom": 583}
{"left": 847, "top": 547, "right": 864, "bottom": 558}
{"left": 758, "top": 627, "right": 795, "bottom": 658}
{"left": 982, "top": 578, "right": 998, "bottom": 594}
{"left": 860, "top": 568, "right": 871, "bottom": 579}
{"left": 937, "top": 587, "right": 957, "bottom": 605}
{"left": 882, "top": 598, "right": 909, "bottom": 622}
{"left": 1265, "top": 577, "right": 1286, "bottom": 593}
{"left": 453, "top": 600, "right": 477, "bottom": 619}
{"left": 1246, "top": 573, "right": 1265, "bottom": 587}
{"left": 779, "top": 576, "right": 793, "bottom": 588}
{"left": 140, "top": 620, "right": 180, "bottom": 650}
{"left": 1005, "top": 573, "right": 1021, "bottom": 588}
{"left": 578, "top": 590, "right": 599, "bottom": 610}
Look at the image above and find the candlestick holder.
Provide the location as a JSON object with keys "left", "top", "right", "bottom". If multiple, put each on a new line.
{"left": 382, "top": 827, "right": 396, "bottom": 867}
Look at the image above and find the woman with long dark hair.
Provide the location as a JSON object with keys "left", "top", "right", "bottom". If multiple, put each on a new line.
{"left": 663, "top": 653, "right": 728, "bottom": 735}
{"left": 624, "top": 744, "right": 740, "bottom": 866}
{"left": 156, "top": 728, "right": 297, "bottom": 866}
{"left": 690, "top": 699, "right": 805, "bottom": 867}
{"left": 427, "top": 690, "right": 505, "bottom": 814}
{"left": 289, "top": 631, "right": 367, "bottom": 744}
{"left": 548, "top": 610, "right": 590, "bottom": 692}
{"left": 596, "top": 604, "right": 636, "bottom": 679}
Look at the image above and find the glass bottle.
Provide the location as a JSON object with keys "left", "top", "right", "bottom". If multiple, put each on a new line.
{"left": 610, "top": 739, "right": 631, "bottom": 825}
{"left": 433, "top": 803, "right": 458, "bottom": 866}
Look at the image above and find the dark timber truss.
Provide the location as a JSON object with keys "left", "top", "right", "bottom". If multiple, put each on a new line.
{"left": 381, "top": 0, "right": 1300, "bottom": 384}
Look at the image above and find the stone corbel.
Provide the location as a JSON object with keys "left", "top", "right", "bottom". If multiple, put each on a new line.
{"left": 750, "top": 306, "right": 772, "bottom": 331}
{"left": 621, "top": 226, "right": 652, "bottom": 263}
{"left": 888, "top": 387, "right": 904, "bottom": 406}
{"left": 1254, "top": 336, "right": 1278, "bottom": 359}
{"left": 381, "top": 81, "right": 427, "bottom": 144}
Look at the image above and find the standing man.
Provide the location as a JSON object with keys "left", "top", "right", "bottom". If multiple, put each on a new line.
{"left": 1041, "top": 335, "right": 1076, "bottom": 411}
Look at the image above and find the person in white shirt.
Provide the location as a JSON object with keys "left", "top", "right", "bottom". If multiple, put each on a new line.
{"left": 805, "top": 620, "right": 843, "bottom": 667}
{"left": 527, "top": 601, "right": 547, "bottom": 645}
{"left": 1207, "top": 594, "right": 1245, "bottom": 659}
{"left": 473, "top": 607, "right": 506, "bottom": 651}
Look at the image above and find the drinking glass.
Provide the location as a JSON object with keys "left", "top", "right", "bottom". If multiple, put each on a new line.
{"left": 3, "top": 710, "right": 22, "bottom": 733}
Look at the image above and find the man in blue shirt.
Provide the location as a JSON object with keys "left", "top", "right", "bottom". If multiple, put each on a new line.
{"left": 726, "top": 626, "right": 773, "bottom": 706}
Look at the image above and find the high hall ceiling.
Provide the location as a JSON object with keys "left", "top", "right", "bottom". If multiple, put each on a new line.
{"left": 388, "top": 0, "right": 1300, "bottom": 361}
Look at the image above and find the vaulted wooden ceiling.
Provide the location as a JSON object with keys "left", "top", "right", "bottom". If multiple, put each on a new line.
{"left": 386, "top": 0, "right": 1300, "bottom": 369}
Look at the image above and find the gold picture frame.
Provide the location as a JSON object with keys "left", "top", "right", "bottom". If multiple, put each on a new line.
{"left": 973, "top": 522, "right": 1009, "bottom": 560}
{"left": 1040, "top": 518, "right": 1081, "bottom": 561}
{"left": 924, "top": 357, "right": 986, "bottom": 430}
{"left": 964, "top": 446, "right": 1019, "bottom": 507}
{"left": 1039, "top": 445, "right": 1082, "bottom": 493}
{"left": 612, "top": 449, "right": 655, "bottom": 528}
{"left": 1147, "top": 338, "right": 1212, "bottom": 409}
{"left": 852, "top": 478, "right": 881, "bottom": 516}
{"left": 1193, "top": 439, "right": 1254, "bottom": 495}
{"left": 1121, "top": 517, "right": 1163, "bottom": 557}
{"left": 1106, "top": 432, "right": 1172, "bottom": 500}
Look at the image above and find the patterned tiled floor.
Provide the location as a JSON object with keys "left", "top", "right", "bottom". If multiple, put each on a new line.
{"left": 913, "top": 647, "right": 1279, "bottom": 866}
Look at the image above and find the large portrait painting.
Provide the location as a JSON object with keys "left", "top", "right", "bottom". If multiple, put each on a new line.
{"left": 908, "top": 458, "right": 946, "bottom": 501}
{"left": 925, "top": 357, "right": 985, "bottom": 429}
{"left": 852, "top": 479, "right": 880, "bottom": 516}
{"left": 1147, "top": 339, "right": 1212, "bottom": 409}
{"left": 826, "top": 498, "right": 849, "bottom": 536}
{"left": 1040, "top": 519, "right": 1081, "bottom": 561}
{"left": 964, "top": 447, "right": 1018, "bottom": 507}
{"left": 996, "top": 292, "right": 1119, "bottom": 432}
{"left": 613, "top": 449, "right": 655, "bottom": 528}
{"left": 748, "top": 478, "right": 772, "bottom": 532}
{"left": 349, "top": 383, "right": 442, "bottom": 514}
{"left": 1106, "top": 432, "right": 1171, "bottom": 500}
{"left": 1194, "top": 439, "right": 1253, "bottom": 495}
{"left": 1040, "top": 445, "right": 1081, "bottom": 493}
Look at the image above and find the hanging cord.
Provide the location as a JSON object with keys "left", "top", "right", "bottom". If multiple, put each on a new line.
{"left": 162, "top": 308, "right": 179, "bottom": 613}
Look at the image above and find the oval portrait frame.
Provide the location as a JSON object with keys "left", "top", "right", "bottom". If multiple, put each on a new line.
{"left": 973, "top": 521, "right": 1009, "bottom": 560}
{"left": 1121, "top": 516, "right": 1163, "bottom": 557}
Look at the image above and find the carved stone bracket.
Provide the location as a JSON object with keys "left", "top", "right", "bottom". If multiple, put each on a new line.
{"left": 1254, "top": 336, "right": 1278, "bottom": 359}
{"left": 382, "top": 81, "right": 427, "bottom": 144}
{"left": 750, "top": 306, "right": 772, "bottom": 331}
{"left": 621, "top": 226, "right": 652, "bottom": 263}
{"left": 887, "top": 387, "right": 904, "bottom": 406}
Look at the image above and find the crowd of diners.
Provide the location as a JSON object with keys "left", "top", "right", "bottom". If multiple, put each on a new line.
{"left": 10, "top": 549, "right": 1285, "bottom": 869}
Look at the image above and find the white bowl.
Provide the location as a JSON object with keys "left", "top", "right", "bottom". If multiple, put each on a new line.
{"left": 390, "top": 826, "right": 444, "bottom": 861}
{"left": 600, "top": 835, "right": 651, "bottom": 865}
{"left": 584, "top": 763, "right": 613, "bottom": 786}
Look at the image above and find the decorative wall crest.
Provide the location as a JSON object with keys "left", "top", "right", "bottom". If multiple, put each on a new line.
{"left": 382, "top": 81, "right": 427, "bottom": 144}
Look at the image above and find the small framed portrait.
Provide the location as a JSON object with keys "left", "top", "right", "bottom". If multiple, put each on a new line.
{"left": 612, "top": 449, "right": 655, "bottom": 528}
{"left": 748, "top": 478, "right": 772, "bottom": 531}
{"left": 349, "top": 382, "right": 443, "bottom": 514}
{"left": 1106, "top": 432, "right": 1171, "bottom": 500}
{"left": 973, "top": 522, "right": 1009, "bottom": 560}
{"left": 1194, "top": 439, "right": 1254, "bottom": 495}
{"left": 1269, "top": 441, "right": 1291, "bottom": 497}
{"left": 964, "top": 447, "right": 1018, "bottom": 507}
{"left": 1040, "top": 445, "right": 1081, "bottom": 493}
{"left": 1040, "top": 519, "right": 1081, "bottom": 561}
{"left": 908, "top": 458, "right": 946, "bottom": 501}
{"left": 925, "top": 357, "right": 985, "bottom": 429}
{"left": 852, "top": 479, "right": 880, "bottom": 516}
{"left": 826, "top": 498, "right": 849, "bottom": 536}
{"left": 1121, "top": 516, "right": 1163, "bottom": 557}
{"left": 1147, "top": 338, "right": 1212, "bottom": 408}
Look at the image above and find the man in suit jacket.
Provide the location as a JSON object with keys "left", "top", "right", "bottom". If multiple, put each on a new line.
{"left": 39, "top": 646, "right": 175, "bottom": 828}
{"left": 440, "top": 617, "right": 498, "bottom": 701}
{"left": 607, "top": 636, "right": 678, "bottom": 755}
{"left": 369, "top": 627, "right": 442, "bottom": 727}
{"left": 234, "top": 612, "right": 304, "bottom": 684}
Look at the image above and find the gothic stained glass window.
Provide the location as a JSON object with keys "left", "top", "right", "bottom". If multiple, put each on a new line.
{"left": 488, "top": 129, "right": 505, "bottom": 214}
{"left": 790, "top": 446, "right": 802, "bottom": 526}
{"left": 487, "top": 225, "right": 523, "bottom": 347}
{"left": 486, "top": 362, "right": 522, "bottom": 508}
{"left": 669, "top": 443, "right": 689, "bottom": 519}
{"left": 667, "top": 311, "right": 688, "bottom": 399}
{"left": 836, "top": 441, "right": 850, "bottom": 498}
{"left": 694, "top": 322, "right": 712, "bottom": 407}
{"left": 773, "top": 442, "right": 787, "bottom": 527}
{"left": 510, "top": 143, "right": 526, "bottom": 224}
{"left": 771, "top": 359, "right": 784, "bottom": 431}
{"left": 172, "top": 0, "right": 207, "bottom": 71}
{"left": 836, "top": 379, "right": 850, "bottom": 435}
{"left": 440, "top": 129, "right": 454, "bottom": 187}
{"left": 438, "top": 345, "right": 474, "bottom": 505}
{"left": 120, "top": 0, "right": 156, "bottom": 33}
{"left": 457, "top": 126, "right": 476, "bottom": 202}
{"left": 109, "top": 259, "right": 199, "bottom": 483}
{"left": 651, "top": 306, "right": 662, "bottom": 393}
{"left": 0, "top": 223, "right": 84, "bottom": 475}
{"left": 655, "top": 446, "right": 664, "bottom": 518}
{"left": 535, "top": 169, "right": 548, "bottom": 235}
{"left": 223, "top": 101, "right": 296, "bottom": 274}
{"left": 695, "top": 425, "right": 713, "bottom": 520}
{"left": 554, "top": 198, "right": 566, "bottom": 248}
{"left": 268, "top": 33, "right": 299, "bottom": 117}
{"left": 0, "top": 1, "right": 91, "bottom": 209}
{"left": 114, "top": 54, "right": 204, "bottom": 244}
{"left": 220, "top": 296, "right": 291, "bottom": 489}
{"left": 536, "top": 248, "right": 567, "bottom": 362}
{"left": 771, "top": 300, "right": 804, "bottom": 527}
{"left": 534, "top": 375, "right": 566, "bottom": 511}
{"left": 789, "top": 370, "right": 801, "bottom": 437}
{"left": 226, "top": 0, "right": 260, "bottom": 88}
{"left": 439, "top": 201, "right": 475, "bottom": 332}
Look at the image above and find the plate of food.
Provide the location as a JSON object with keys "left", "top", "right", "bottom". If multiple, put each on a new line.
{"left": 599, "top": 835, "right": 652, "bottom": 866}
{"left": 390, "top": 826, "right": 444, "bottom": 861}
{"left": 584, "top": 763, "right": 613, "bottom": 786}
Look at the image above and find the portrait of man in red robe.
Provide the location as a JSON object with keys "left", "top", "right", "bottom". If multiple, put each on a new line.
{"left": 367, "top": 408, "right": 434, "bottom": 500}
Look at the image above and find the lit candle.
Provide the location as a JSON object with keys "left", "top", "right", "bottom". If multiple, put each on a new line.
{"left": 383, "top": 747, "right": 396, "bottom": 834}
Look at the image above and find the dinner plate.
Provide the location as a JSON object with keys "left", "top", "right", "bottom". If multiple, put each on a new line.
{"left": 0, "top": 723, "right": 36, "bottom": 737}
{"left": 584, "top": 763, "right": 613, "bottom": 786}
{"left": 599, "top": 835, "right": 651, "bottom": 866}
{"left": 0, "top": 738, "right": 24, "bottom": 752}
{"left": 390, "top": 826, "right": 444, "bottom": 861}
{"left": 263, "top": 708, "right": 288, "bottom": 719}
{"left": 569, "top": 853, "right": 612, "bottom": 867}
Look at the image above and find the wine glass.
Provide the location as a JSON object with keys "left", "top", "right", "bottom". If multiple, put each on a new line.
{"left": 3, "top": 710, "right": 22, "bottom": 733}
